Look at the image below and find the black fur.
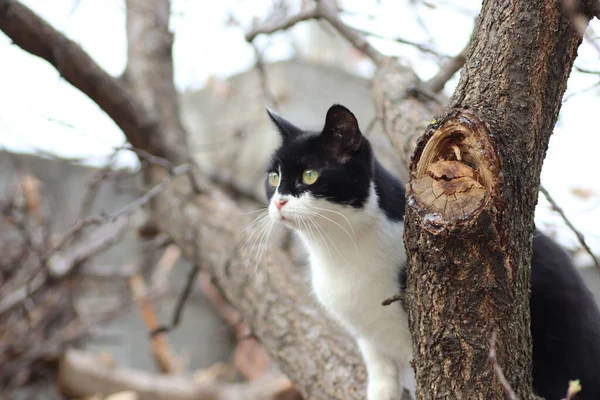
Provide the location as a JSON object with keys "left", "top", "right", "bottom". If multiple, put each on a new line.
{"left": 267, "top": 104, "right": 600, "bottom": 400}
{"left": 530, "top": 233, "right": 600, "bottom": 399}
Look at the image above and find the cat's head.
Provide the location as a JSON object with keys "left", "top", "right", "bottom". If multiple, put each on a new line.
{"left": 265, "top": 104, "right": 374, "bottom": 231}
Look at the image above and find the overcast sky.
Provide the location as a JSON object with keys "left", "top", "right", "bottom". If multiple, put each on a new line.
{"left": 1, "top": 0, "right": 599, "bottom": 264}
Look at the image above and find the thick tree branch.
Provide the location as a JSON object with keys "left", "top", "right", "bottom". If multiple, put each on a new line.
{"left": 125, "top": 0, "right": 188, "bottom": 163}
{"left": 0, "top": 0, "right": 166, "bottom": 157}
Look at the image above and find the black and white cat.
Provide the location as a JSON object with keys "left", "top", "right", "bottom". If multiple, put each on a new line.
{"left": 264, "top": 104, "right": 600, "bottom": 400}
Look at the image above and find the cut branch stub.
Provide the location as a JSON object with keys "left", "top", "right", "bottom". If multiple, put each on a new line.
{"left": 408, "top": 110, "right": 499, "bottom": 233}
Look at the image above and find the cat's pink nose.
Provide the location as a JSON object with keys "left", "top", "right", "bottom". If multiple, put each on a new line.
{"left": 275, "top": 199, "right": 288, "bottom": 210}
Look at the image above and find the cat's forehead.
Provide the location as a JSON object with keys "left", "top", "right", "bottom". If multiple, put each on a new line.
{"left": 270, "top": 131, "right": 328, "bottom": 167}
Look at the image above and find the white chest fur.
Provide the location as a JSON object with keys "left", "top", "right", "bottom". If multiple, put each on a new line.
{"left": 296, "top": 191, "right": 412, "bottom": 362}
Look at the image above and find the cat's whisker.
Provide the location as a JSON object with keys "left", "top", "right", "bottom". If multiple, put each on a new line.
{"left": 258, "top": 220, "right": 275, "bottom": 273}
{"left": 249, "top": 218, "right": 272, "bottom": 273}
{"left": 310, "top": 210, "right": 358, "bottom": 250}
{"left": 241, "top": 213, "right": 271, "bottom": 249}
{"left": 239, "top": 207, "right": 269, "bottom": 216}
{"left": 312, "top": 206, "right": 357, "bottom": 240}
{"left": 302, "top": 214, "right": 332, "bottom": 263}
{"left": 307, "top": 215, "right": 348, "bottom": 263}
{"left": 242, "top": 211, "right": 270, "bottom": 234}
{"left": 243, "top": 214, "right": 272, "bottom": 268}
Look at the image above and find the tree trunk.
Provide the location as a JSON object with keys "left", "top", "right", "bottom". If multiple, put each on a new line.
{"left": 404, "top": 1, "right": 594, "bottom": 399}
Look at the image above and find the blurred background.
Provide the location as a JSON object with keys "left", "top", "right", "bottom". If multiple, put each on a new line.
{"left": 1, "top": 1, "right": 599, "bottom": 399}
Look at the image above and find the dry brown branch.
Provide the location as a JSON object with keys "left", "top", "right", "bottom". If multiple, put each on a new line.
{"left": 59, "top": 349, "right": 297, "bottom": 400}
{"left": 0, "top": 212, "right": 136, "bottom": 315}
{"left": 425, "top": 44, "right": 469, "bottom": 93}
{"left": 150, "top": 244, "right": 182, "bottom": 290}
{"left": 19, "top": 174, "right": 42, "bottom": 219}
{"left": 129, "top": 273, "right": 180, "bottom": 374}
{"left": 76, "top": 149, "right": 124, "bottom": 222}
{"left": 152, "top": 262, "right": 198, "bottom": 337}
{"left": 199, "top": 272, "right": 271, "bottom": 381}
{"left": 540, "top": 185, "right": 600, "bottom": 271}
{"left": 48, "top": 164, "right": 189, "bottom": 256}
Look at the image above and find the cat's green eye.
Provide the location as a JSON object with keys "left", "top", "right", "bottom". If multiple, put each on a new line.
{"left": 268, "top": 172, "right": 280, "bottom": 187}
{"left": 302, "top": 169, "right": 319, "bottom": 185}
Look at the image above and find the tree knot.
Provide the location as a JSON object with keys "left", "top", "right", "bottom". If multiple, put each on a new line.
{"left": 408, "top": 110, "right": 499, "bottom": 233}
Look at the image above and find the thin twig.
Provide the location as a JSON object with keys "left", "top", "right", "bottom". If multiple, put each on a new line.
{"left": 251, "top": 43, "right": 279, "bottom": 108}
{"left": 540, "top": 185, "right": 600, "bottom": 271}
{"left": 129, "top": 273, "right": 180, "bottom": 374}
{"left": 152, "top": 263, "right": 200, "bottom": 336}
{"left": 76, "top": 149, "right": 123, "bottom": 222}
{"left": 575, "top": 65, "right": 600, "bottom": 74}
{"left": 117, "top": 144, "right": 175, "bottom": 173}
{"left": 489, "top": 331, "right": 518, "bottom": 400}
{"left": 48, "top": 164, "right": 189, "bottom": 256}
{"left": 381, "top": 293, "right": 402, "bottom": 306}
{"left": 352, "top": 27, "right": 447, "bottom": 59}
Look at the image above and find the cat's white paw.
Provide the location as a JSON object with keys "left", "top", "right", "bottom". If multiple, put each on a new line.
{"left": 367, "top": 378, "right": 401, "bottom": 400}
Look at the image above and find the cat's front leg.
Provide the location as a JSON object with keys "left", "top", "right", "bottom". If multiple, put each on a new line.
{"left": 358, "top": 338, "right": 401, "bottom": 400}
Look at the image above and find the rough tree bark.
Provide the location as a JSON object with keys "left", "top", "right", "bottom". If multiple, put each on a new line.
{"left": 403, "top": 1, "right": 596, "bottom": 399}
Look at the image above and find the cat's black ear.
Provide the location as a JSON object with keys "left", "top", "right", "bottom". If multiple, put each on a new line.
{"left": 322, "top": 104, "right": 362, "bottom": 160}
{"left": 266, "top": 108, "right": 300, "bottom": 140}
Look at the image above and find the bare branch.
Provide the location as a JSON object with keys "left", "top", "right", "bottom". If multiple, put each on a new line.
{"left": 540, "top": 185, "right": 600, "bottom": 271}
{"left": 245, "top": 0, "right": 387, "bottom": 66}
{"left": 130, "top": 273, "right": 181, "bottom": 374}
{"left": 152, "top": 263, "right": 199, "bottom": 336}
{"left": 245, "top": 6, "right": 320, "bottom": 42}
{"left": 0, "top": 213, "right": 136, "bottom": 315}
{"left": 425, "top": 44, "right": 470, "bottom": 93}
{"left": 352, "top": 27, "right": 448, "bottom": 59}
{"left": 251, "top": 43, "right": 280, "bottom": 109}
{"left": 314, "top": 0, "right": 387, "bottom": 66}
{"left": 48, "top": 164, "right": 189, "bottom": 256}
